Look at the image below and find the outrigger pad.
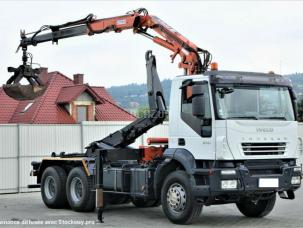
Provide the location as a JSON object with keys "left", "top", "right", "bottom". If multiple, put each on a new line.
{"left": 3, "top": 84, "right": 46, "bottom": 101}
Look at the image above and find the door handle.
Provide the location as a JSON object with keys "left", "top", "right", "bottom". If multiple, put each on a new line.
{"left": 178, "top": 138, "right": 185, "bottom": 146}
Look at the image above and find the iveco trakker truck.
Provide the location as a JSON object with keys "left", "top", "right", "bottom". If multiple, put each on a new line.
{"left": 4, "top": 8, "right": 302, "bottom": 225}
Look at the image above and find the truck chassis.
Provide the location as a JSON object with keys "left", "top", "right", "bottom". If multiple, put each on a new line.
{"left": 29, "top": 52, "right": 302, "bottom": 225}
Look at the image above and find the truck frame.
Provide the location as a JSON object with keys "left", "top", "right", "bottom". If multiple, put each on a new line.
{"left": 4, "top": 8, "right": 302, "bottom": 225}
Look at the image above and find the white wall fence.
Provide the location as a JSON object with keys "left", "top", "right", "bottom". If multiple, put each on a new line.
{"left": 0, "top": 122, "right": 302, "bottom": 194}
{"left": 0, "top": 121, "right": 168, "bottom": 194}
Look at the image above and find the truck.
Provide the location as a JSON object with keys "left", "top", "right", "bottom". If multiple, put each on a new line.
{"left": 4, "top": 8, "right": 302, "bottom": 225}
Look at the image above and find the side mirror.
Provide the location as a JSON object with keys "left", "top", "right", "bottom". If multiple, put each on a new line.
{"left": 192, "top": 85, "right": 205, "bottom": 118}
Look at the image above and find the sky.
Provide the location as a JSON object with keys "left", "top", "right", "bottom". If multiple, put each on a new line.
{"left": 0, "top": 1, "right": 302, "bottom": 87}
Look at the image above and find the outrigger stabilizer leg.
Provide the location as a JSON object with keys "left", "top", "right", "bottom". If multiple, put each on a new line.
{"left": 95, "top": 149, "right": 104, "bottom": 223}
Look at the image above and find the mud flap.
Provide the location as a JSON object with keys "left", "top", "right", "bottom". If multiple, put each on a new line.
{"left": 278, "top": 190, "right": 295, "bottom": 200}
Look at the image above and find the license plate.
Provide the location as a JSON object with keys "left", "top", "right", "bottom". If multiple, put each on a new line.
{"left": 258, "top": 178, "right": 279, "bottom": 188}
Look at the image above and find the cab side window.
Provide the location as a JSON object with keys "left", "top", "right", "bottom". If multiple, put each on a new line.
{"left": 181, "top": 81, "right": 212, "bottom": 137}
{"left": 181, "top": 84, "right": 211, "bottom": 118}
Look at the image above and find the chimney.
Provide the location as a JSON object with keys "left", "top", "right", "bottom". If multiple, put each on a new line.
{"left": 39, "top": 67, "right": 48, "bottom": 75}
{"left": 73, "top": 74, "right": 84, "bottom": 85}
{"left": 39, "top": 67, "right": 49, "bottom": 83}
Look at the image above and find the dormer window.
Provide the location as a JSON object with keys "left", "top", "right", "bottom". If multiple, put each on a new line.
{"left": 57, "top": 83, "right": 104, "bottom": 123}
{"left": 76, "top": 106, "right": 88, "bottom": 122}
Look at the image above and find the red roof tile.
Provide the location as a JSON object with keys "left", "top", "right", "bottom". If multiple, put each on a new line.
{"left": 91, "top": 86, "right": 136, "bottom": 121}
{"left": 0, "top": 88, "right": 19, "bottom": 123}
{"left": 57, "top": 85, "right": 104, "bottom": 104}
{"left": 91, "top": 86, "right": 116, "bottom": 103}
{"left": 0, "top": 71, "right": 135, "bottom": 123}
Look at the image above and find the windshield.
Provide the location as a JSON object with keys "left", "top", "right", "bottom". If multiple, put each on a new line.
{"left": 215, "top": 86, "right": 295, "bottom": 121}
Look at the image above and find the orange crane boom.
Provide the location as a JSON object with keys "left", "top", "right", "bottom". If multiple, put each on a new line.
{"left": 5, "top": 8, "right": 212, "bottom": 100}
{"left": 86, "top": 8, "right": 211, "bottom": 75}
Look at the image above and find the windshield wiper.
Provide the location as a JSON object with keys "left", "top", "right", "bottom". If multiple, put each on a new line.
{"left": 259, "top": 117, "right": 287, "bottom": 120}
{"left": 227, "top": 116, "right": 258, "bottom": 120}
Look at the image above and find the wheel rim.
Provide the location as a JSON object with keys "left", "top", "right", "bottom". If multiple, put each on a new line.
{"left": 166, "top": 183, "right": 186, "bottom": 214}
{"left": 44, "top": 176, "right": 56, "bottom": 200}
{"left": 70, "top": 177, "right": 83, "bottom": 203}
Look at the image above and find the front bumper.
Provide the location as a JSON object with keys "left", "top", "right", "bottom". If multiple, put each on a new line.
{"left": 192, "top": 164, "right": 302, "bottom": 197}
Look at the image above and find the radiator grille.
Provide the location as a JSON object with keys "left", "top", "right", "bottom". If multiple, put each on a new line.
{"left": 242, "top": 142, "right": 286, "bottom": 156}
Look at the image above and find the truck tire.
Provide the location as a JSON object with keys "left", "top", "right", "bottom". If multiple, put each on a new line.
{"left": 236, "top": 194, "right": 276, "bottom": 217}
{"left": 161, "top": 170, "right": 202, "bottom": 224}
{"left": 41, "top": 166, "right": 68, "bottom": 208}
{"left": 66, "top": 167, "right": 95, "bottom": 212}
{"left": 131, "top": 198, "right": 160, "bottom": 208}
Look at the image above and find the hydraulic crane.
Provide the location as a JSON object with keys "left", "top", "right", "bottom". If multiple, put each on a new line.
{"left": 3, "top": 8, "right": 211, "bottom": 101}
{"left": 4, "top": 8, "right": 212, "bottom": 222}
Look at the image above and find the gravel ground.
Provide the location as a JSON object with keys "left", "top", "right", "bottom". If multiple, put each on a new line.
{"left": 0, "top": 188, "right": 302, "bottom": 228}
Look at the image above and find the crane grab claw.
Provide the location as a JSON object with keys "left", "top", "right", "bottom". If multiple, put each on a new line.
{"left": 3, "top": 64, "right": 46, "bottom": 101}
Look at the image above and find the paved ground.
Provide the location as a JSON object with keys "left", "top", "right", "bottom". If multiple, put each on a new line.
{"left": 0, "top": 188, "right": 302, "bottom": 227}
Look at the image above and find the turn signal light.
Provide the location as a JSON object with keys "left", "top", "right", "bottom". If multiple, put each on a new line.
{"left": 211, "top": 62, "right": 218, "bottom": 71}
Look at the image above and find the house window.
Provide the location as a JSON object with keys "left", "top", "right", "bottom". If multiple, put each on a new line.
{"left": 21, "top": 102, "right": 34, "bottom": 113}
{"left": 77, "top": 106, "right": 88, "bottom": 122}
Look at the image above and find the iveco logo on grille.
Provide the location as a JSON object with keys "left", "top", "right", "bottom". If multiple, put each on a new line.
{"left": 256, "top": 128, "right": 274, "bottom": 133}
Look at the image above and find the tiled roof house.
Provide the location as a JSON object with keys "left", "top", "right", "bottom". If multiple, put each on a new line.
{"left": 0, "top": 68, "right": 135, "bottom": 124}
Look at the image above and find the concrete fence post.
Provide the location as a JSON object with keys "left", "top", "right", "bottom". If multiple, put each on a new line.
{"left": 17, "top": 124, "right": 20, "bottom": 193}
{"left": 81, "top": 122, "right": 84, "bottom": 153}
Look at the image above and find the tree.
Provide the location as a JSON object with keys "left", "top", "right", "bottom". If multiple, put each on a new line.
{"left": 136, "top": 106, "right": 150, "bottom": 118}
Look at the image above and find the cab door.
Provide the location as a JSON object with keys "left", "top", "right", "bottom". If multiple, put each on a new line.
{"left": 176, "top": 79, "right": 216, "bottom": 160}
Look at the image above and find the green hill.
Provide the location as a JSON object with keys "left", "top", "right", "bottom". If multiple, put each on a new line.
{"left": 285, "top": 73, "right": 303, "bottom": 100}
{"left": 108, "top": 74, "right": 303, "bottom": 111}
{"left": 107, "top": 79, "right": 172, "bottom": 110}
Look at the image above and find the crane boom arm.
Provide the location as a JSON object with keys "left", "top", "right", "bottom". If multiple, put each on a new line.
{"left": 19, "top": 8, "right": 211, "bottom": 75}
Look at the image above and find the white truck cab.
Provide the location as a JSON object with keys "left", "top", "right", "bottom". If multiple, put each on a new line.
{"left": 169, "top": 71, "right": 299, "bottom": 162}
{"left": 165, "top": 71, "right": 301, "bottom": 203}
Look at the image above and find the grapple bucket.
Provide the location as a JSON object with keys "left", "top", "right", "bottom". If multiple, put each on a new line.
{"left": 4, "top": 64, "right": 46, "bottom": 101}
{"left": 3, "top": 84, "right": 46, "bottom": 101}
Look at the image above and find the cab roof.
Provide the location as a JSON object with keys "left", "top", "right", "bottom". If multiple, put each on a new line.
{"left": 205, "top": 70, "right": 292, "bottom": 88}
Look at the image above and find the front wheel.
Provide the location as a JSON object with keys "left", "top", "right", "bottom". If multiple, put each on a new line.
{"left": 236, "top": 194, "right": 276, "bottom": 217}
{"left": 161, "top": 171, "right": 202, "bottom": 224}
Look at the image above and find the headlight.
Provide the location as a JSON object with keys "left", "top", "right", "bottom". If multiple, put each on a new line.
{"left": 291, "top": 176, "right": 301, "bottom": 185}
{"left": 294, "top": 167, "right": 302, "bottom": 173}
{"left": 221, "top": 180, "right": 237, "bottom": 189}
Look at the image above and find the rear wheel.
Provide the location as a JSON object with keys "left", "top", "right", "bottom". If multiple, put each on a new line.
{"left": 236, "top": 194, "right": 276, "bottom": 217}
{"left": 66, "top": 167, "right": 95, "bottom": 212}
{"left": 41, "top": 166, "right": 68, "bottom": 208}
{"left": 161, "top": 171, "right": 202, "bottom": 224}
